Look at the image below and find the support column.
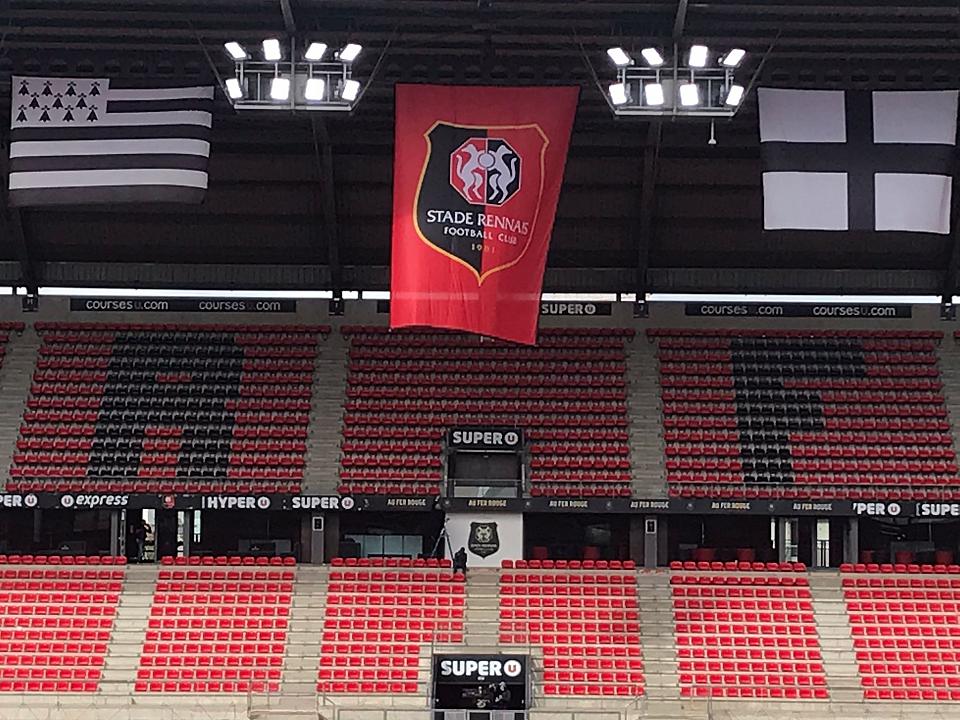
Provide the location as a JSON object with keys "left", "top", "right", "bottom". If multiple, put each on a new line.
{"left": 299, "top": 514, "right": 314, "bottom": 564}
{"left": 775, "top": 517, "right": 787, "bottom": 563}
{"left": 844, "top": 518, "right": 859, "bottom": 564}
{"left": 323, "top": 512, "right": 340, "bottom": 563}
{"left": 181, "top": 511, "right": 193, "bottom": 557}
{"left": 657, "top": 515, "right": 669, "bottom": 567}
{"left": 642, "top": 516, "right": 659, "bottom": 569}
{"left": 810, "top": 518, "right": 820, "bottom": 568}
{"left": 109, "top": 510, "right": 120, "bottom": 557}
{"left": 628, "top": 516, "right": 644, "bottom": 564}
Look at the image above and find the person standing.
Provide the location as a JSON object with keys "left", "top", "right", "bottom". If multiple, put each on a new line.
{"left": 453, "top": 546, "right": 468, "bottom": 575}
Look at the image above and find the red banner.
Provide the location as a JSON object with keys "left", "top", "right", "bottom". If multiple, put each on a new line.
{"left": 390, "top": 84, "right": 578, "bottom": 345}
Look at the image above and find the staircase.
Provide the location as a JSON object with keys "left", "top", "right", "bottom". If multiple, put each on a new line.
{"left": 0, "top": 328, "right": 38, "bottom": 482}
{"left": 303, "top": 332, "right": 348, "bottom": 495}
{"left": 101, "top": 563, "right": 157, "bottom": 693}
{"left": 937, "top": 338, "right": 960, "bottom": 453}
{"left": 282, "top": 564, "right": 327, "bottom": 695}
{"left": 809, "top": 572, "right": 862, "bottom": 703}
{"left": 636, "top": 571, "right": 679, "bottom": 703}
{"left": 627, "top": 334, "right": 666, "bottom": 498}
{"left": 457, "top": 568, "right": 501, "bottom": 652}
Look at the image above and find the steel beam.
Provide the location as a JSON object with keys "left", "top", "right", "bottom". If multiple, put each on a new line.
{"left": 279, "top": 0, "right": 297, "bottom": 33}
{"left": 311, "top": 117, "right": 342, "bottom": 295}
{"left": 0, "top": 139, "right": 39, "bottom": 294}
{"left": 635, "top": 121, "right": 662, "bottom": 300}
{"left": 672, "top": 0, "right": 689, "bottom": 39}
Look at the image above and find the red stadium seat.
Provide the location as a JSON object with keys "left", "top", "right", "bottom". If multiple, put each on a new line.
{"left": 652, "top": 329, "right": 956, "bottom": 501}
{"left": 339, "top": 326, "right": 633, "bottom": 496}
{"left": 11, "top": 324, "right": 325, "bottom": 494}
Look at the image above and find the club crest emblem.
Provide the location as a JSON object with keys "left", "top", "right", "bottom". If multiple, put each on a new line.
{"left": 468, "top": 521, "right": 500, "bottom": 558}
{"left": 414, "top": 121, "right": 548, "bottom": 284}
{"left": 449, "top": 137, "right": 520, "bottom": 206}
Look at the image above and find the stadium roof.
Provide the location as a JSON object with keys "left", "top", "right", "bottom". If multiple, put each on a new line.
{"left": 2, "top": 0, "right": 960, "bottom": 297}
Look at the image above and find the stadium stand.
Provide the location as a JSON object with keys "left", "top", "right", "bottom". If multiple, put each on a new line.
{"left": 340, "top": 326, "right": 633, "bottom": 497}
{"left": 841, "top": 562, "right": 960, "bottom": 701}
{"left": 0, "top": 554, "right": 124, "bottom": 693}
{"left": 498, "top": 559, "right": 644, "bottom": 697}
{"left": 318, "top": 557, "right": 463, "bottom": 694}
{"left": 650, "top": 328, "right": 958, "bottom": 500}
{"left": 670, "top": 560, "right": 829, "bottom": 699}
{"left": 134, "top": 556, "right": 294, "bottom": 693}
{"left": 9, "top": 323, "right": 327, "bottom": 495}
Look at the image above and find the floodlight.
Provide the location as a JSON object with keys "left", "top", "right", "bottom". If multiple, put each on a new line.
{"left": 341, "top": 79, "right": 361, "bottom": 101}
{"left": 270, "top": 76, "right": 290, "bottom": 101}
{"left": 688, "top": 44, "right": 708, "bottom": 68}
{"left": 606, "top": 47, "right": 632, "bottom": 67}
{"left": 224, "top": 42, "right": 247, "bottom": 61}
{"left": 644, "top": 83, "right": 665, "bottom": 106}
{"left": 721, "top": 48, "right": 746, "bottom": 68}
{"left": 679, "top": 82, "right": 700, "bottom": 106}
{"left": 305, "top": 77, "right": 326, "bottom": 101}
{"left": 640, "top": 48, "right": 664, "bottom": 67}
{"left": 262, "top": 38, "right": 282, "bottom": 61}
{"left": 225, "top": 77, "right": 243, "bottom": 100}
{"left": 609, "top": 83, "right": 628, "bottom": 106}
{"left": 304, "top": 42, "right": 328, "bottom": 61}
{"left": 339, "top": 43, "right": 362, "bottom": 63}
{"left": 724, "top": 84, "right": 745, "bottom": 107}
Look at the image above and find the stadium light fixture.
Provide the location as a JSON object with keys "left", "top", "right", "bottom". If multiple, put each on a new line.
{"left": 341, "top": 79, "right": 361, "bottom": 101}
{"left": 262, "top": 38, "right": 282, "bottom": 61}
{"left": 304, "top": 42, "right": 328, "bottom": 61}
{"left": 304, "top": 77, "right": 326, "bottom": 101}
{"left": 608, "top": 82, "right": 629, "bottom": 106}
{"left": 640, "top": 48, "right": 664, "bottom": 67}
{"left": 605, "top": 40, "right": 745, "bottom": 118}
{"left": 606, "top": 47, "right": 632, "bottom": 67}
{"left": 339, "top": 43, "right": 362, "bottom": 63}
{"left": 225, "top": 77, "right": 243, "bottom": 100}
{"left": 270, "top": 76, "right": 290, "bottom": 101}
{"left": 679, "top": 82, "right": 700, "bottom": 106}
{"left": 224, "top": 42, "right": 247, "bottom": 61}
{"left": 687, "top": 44, "right": 708, "bottom": 68}
{"left": 644, "top": 82, "right": 665, "bottom": 106}
{"left": 227, "top": 37, "right": 368, "bottom": 112}
{"left": 724, "top": 84, "right": 745, "bottom": 107}
{"left": 721, "top": 48, "right": 746, "bottom": 68}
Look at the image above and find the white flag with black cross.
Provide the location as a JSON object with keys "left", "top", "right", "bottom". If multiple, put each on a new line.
{"left": 758, "top": 87, "right": 958, "bottom": 234}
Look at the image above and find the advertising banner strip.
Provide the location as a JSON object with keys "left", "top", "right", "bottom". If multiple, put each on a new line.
{"left": 448, "top": 427, "right": 524, "bottom": 451}
{"left": 13, "top": 492, "right": 960, "bottom": 517}
{"left": 685, "top": 302, "right": 912, "bottom": 319}
{"left": 70, "top": 298, "right": 298, "bottom": 313}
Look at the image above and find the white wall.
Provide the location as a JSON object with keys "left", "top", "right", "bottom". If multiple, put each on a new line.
{"left": 445, "top": 512, "right": 523, "bottom": 568}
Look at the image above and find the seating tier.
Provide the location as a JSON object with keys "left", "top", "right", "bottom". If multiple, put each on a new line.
{"left": 670, "top": 564, "right": 829, "bottom": 699}
{"left": 842, "top": 564, "right": 960, "bottom": 701}
{"left": 135, "top": 557, "right": 294, "bottom": 693}
{"left": 498, "top": 566, "right": 644, "bottom": 697}
{"left": 650, "top": 329, "right": 958, "bottom": 500}
{"left": 340, "top": 326, "right": 633, "bottom": 497}
{"left": 9, "top": 323, "right": 327, "bottom": 495}
{"left": 318, "top": 562, "right": 465, "bottom": 694}
{"left": 0, "top": 555, "right": 123, "bottom": 693}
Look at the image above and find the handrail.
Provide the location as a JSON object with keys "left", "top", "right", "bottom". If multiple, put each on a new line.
{"left": 620, "top": 692, "right": 646, "bottom": 720}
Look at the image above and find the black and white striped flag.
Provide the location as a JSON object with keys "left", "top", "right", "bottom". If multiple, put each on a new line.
{"left": 759, "top": 88, "right": 958, "bottom": 234}
{"left": 8, "top": 76, "right": 214, "bottom": 206}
